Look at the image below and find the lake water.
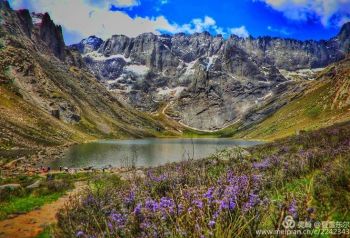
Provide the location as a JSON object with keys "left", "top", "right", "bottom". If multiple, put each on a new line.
{"left": 48, "top": 138, "right": 261, "bottom": 169}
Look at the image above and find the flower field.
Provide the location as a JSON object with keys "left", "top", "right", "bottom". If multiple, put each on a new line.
{"left": 56, "top": 122, "right": 350, "bottom": 237}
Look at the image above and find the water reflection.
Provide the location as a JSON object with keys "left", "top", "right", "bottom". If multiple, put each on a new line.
{"left": 48, "top": 138, "right": 261, "bottom": 169}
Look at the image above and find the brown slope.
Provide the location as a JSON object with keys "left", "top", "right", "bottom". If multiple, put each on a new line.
{"left": 0, "top": 1, "right": 165, "bottom": 152}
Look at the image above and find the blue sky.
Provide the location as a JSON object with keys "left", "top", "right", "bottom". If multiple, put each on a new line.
{"left": 10, "top": 0, "right": 350, "bottom": 45}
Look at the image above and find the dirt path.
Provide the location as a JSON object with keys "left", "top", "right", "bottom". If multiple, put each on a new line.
{"left": 0, "top": 181, "right": 86, "bottom": 238}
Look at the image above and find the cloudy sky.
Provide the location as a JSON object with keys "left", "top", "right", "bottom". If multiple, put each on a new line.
{"left": 9, "top": 0, "right": 350, "bottom": 45}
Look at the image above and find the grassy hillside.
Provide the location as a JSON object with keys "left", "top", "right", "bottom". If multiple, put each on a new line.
{"left": 234, "top": 58, "right": 350, "bottom": 140}
{"left": 0, "top": 10, "right": 166, "bottom": 151}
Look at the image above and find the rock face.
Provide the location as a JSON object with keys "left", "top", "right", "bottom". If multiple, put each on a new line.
{"left": 6, "top": 7, "right": 66, "bottom": 60}
{"left": 72, "top": 35, "right": 103, "bottom": 54}
{"left": 71, "top": 23, "right": 350, "bottom": 130}
{"left": 37, "top": 13, "right": 65, "bottom": 60}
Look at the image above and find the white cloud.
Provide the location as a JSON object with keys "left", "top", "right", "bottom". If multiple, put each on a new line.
{"left": 113, "top": 0, "right": 140, "bottom": 7}
{"left": 170, "top": 16, "right": 220, "bottom": 34}
{"left": 229, "top": 26, "right": 250, "bottom": 38}
{"left": 9, "top": 0, "right": 250, "bottom": 43}
{"left": 260, "top": 0, "right": 350, "bottom": 26}
{"left": 169, "top": 16, "right": 247, "bottom": 37}
{"left": 86, "top": 0, "right": 140, "bottom": 8}
{"left": 267, "top": 25, "right": 292, "bottom": 35}
{"left": 10, "top": 0, "right": 176, "bottom": 40}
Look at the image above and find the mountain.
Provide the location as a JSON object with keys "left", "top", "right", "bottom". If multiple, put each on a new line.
{"left": 1, "top": 0, "right": 350, "bottom": 150}
{"left": 72, "top": 24, "right": 350, "bottom": 130}
{"left": 234, "top": 55, "right": 350, "bottom": 140}
{"left": 0, "top": 1, "right": 165, "bottom": 151}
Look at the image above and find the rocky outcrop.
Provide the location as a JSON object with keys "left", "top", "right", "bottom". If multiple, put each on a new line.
{"left": 71, "top": 35, "right": 103, "bottom": 54}
{"left": 338, "top": 23, "right": 350, "bottom": 54}
{"left": 16, "top": 9, "right": 33, "bottom": 38}
{"left": 0, "top": 1, "right": 65, "bottom": 60}
{"left": 37, "top": 13, "right": 65, "bottom": 60}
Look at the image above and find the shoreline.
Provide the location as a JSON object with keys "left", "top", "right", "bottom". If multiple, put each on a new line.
{"left": 0, "top": 134, "right": 270, "bottom": 178}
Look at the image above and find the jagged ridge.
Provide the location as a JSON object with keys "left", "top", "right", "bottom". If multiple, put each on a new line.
{"left": 0, "top": 1, "right": 165, "bottom": 151}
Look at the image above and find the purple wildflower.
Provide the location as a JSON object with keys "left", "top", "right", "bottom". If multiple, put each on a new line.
{"left": 243, "top": 193, "right": 259, "bottom": 211}
{"left": 288, "top": 199, "right": 298, "bottom": 218}
{"left": 134, "top": 203, "right": 142, "bottom": 215}
{"left": 159, "top": 197, "right": 173, "bottom": 208}
{"left": 252, "top": 158, "right": 271, "bottom": 170}
{"left": 76, "top": 231, "right": 84, "bottom": 237}
{"left": 204, "top": 187, "right": 214, "bottom": 200}
{"left": 208, "top": 220, "right": 216, "bottom": 227}
{"left": 229, "top": 200, "right": 236, "bottom": 210}
{"left": 110, "top": 212, "right": 126, "bottom": 226}
{"left": 145, "top": 198, "right": 159, "bottom": 212}
{"left": 125, "top": 190, "right": 135, "bottom": 206}
{"left": 193, "top": 199, "right": 203, "bottom": 208}
{"left": 220, "top": 200, "right": 229, "bottom": 210}
{"left": 108, "top": 222, "right": 113, "bottom": 230}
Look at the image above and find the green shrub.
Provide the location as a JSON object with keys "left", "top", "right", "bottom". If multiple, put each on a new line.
{"left": 305, "top": 105, "right": 322, "bottom": 119}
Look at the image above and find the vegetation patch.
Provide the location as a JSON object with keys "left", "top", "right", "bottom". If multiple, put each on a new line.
{"left": 0, "top": 175, "right": 74, "bottom": 220}
{"left": 56, "top": 121, "right": 350, "bottom": 237}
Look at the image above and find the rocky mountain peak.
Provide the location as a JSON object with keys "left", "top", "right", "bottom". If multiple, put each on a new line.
{"left": 16, "top": 9, "right": 33, "bottom": 37}
{"left": 1, "top": 2, "right": 66, "bottom": 60}
{"left": 71, "top": 35, "right": 103, "bottom": 54}
{"left": 339, "top": 22, "right": 350, "bottom": 38}
{"left": 338, "top": 22, "right": 350, "bottom": 53}
{"left": 0, "top": 0, "right": 10, "bottom": 10}
{"left": 36, "top": 12, "right": 65, "bottom": 60}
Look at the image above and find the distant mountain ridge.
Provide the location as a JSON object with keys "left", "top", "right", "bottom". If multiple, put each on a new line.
{"left": 70, "top": 23, "right": 350, "bottom": 130}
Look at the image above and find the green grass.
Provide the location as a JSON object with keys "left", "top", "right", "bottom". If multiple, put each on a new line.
{"left": 0, "top": 173, "right": 80, "bottom": 220}
{"left": 0, "top": 192, "right": 64, "bottom": 220}
{"left": 271, "top": 175, "right": 313, "bottom": 202}
{"left": 35, "top": 226, "right": 53, "bottom": 238}
{"left": 305, "top": 105, "right": 322, "bottom": 119}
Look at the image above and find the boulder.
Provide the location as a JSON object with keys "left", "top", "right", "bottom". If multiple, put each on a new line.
{"left": 0, "top": 184, "right": 22, "bottom": 191}
{"left": 26, "top": 180, "right": 41, "bottom": 189}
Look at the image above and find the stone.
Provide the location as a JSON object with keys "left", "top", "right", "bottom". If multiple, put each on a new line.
{"left": 0, "top": 184, "right": 22, "bottom": 191}
{"left": 26, "top": 180, "right": 41, "bottom": 189}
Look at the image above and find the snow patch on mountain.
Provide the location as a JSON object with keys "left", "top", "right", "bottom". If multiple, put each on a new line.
{"left": 157, "top": 86, "right": 186, "bottom": 97}
{"left": 83, "top": 52, "right": 131, "bottom": 62}
{"left": 125, "top": 65, "right": 149, "bottom": 75}
{"left": 206, "top": 55, "right": 218, "bottom": 71}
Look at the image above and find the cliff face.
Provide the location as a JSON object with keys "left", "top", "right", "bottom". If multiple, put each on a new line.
{"left": 37, "top": 12, "right": 65, "bottom": 60}
{"left": 1, "top": 3, "right": 66, "bottom": 60}
{"left": 71, "top": 23, "right": 349, "bottom": 130}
